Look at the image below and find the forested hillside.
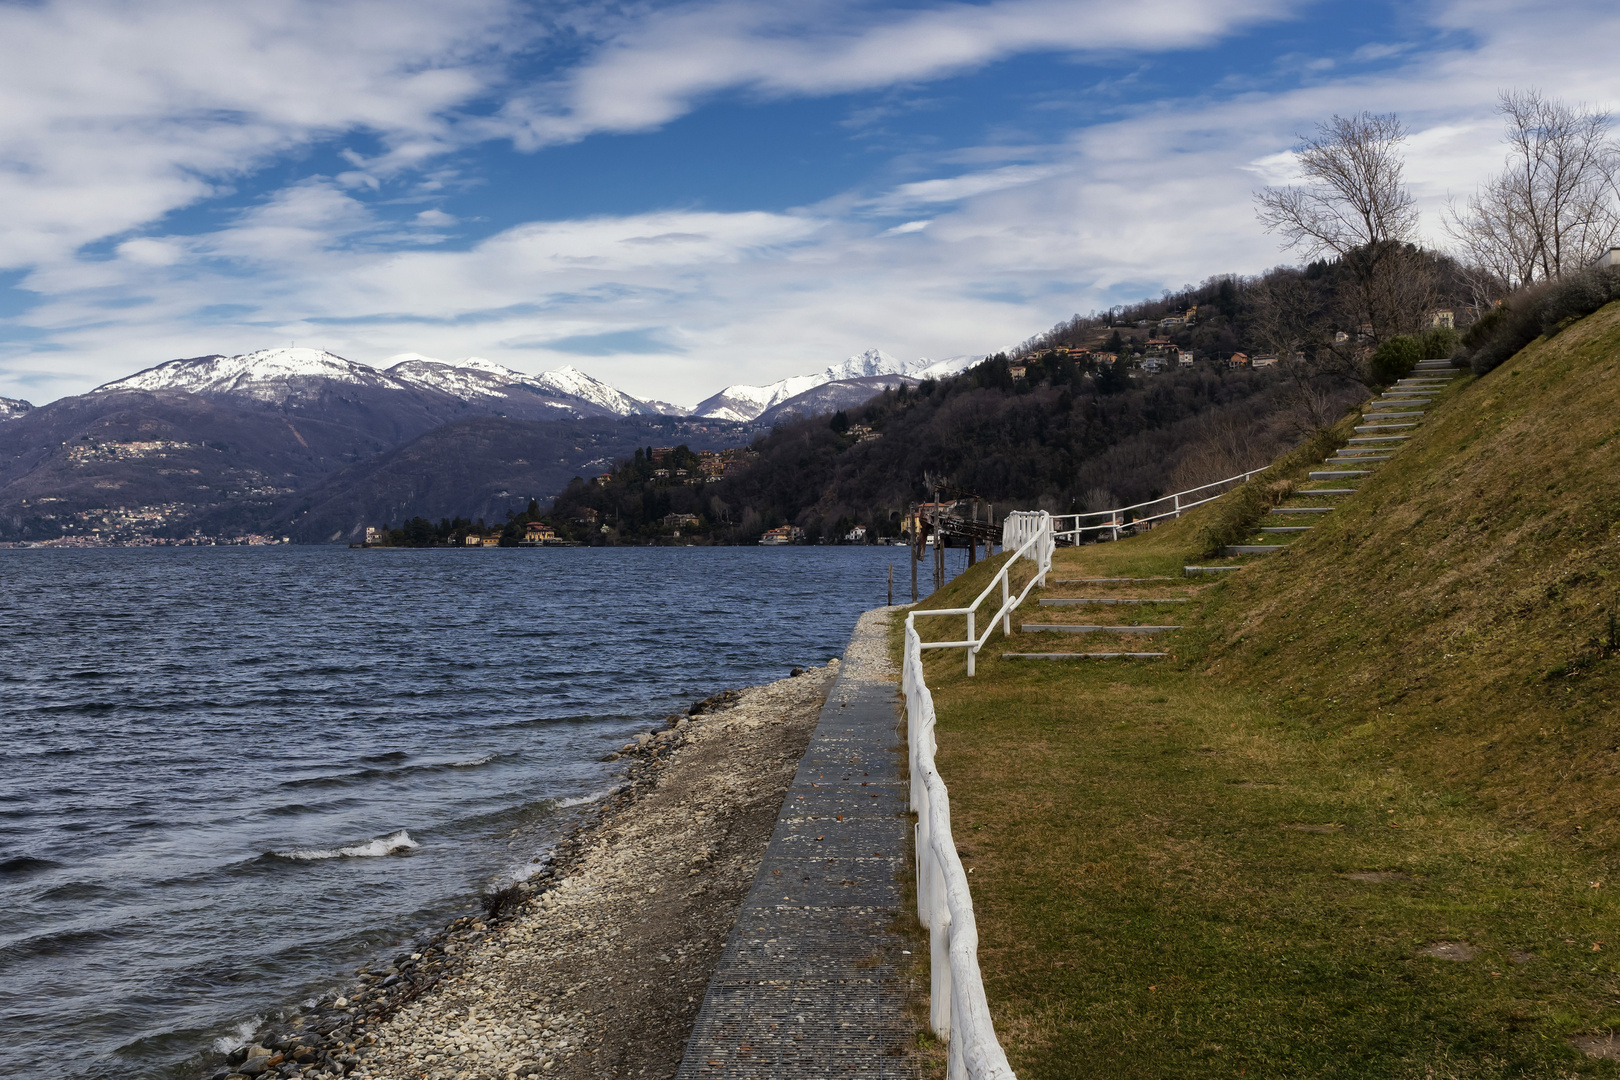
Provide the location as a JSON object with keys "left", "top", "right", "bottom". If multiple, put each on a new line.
{"left": 544, "top": 354, "right": 1366, "bottom": 543}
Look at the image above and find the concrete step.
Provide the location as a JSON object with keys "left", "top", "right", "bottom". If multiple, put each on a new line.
{"left": 1348, "top": 435, "right": 1410, "bottom": 443}
{"left": 1224, "top": 545, "right": 1283, "bottom": 554}
{"left": 1363, "top": 410, "right": 1424, "bottom": 418}
{"left": 1271, "top": 506, "right": 1334, "bottom": 513}
{"left": 1298, "top": 488, "right": 1356, "bottom": 495}
{"left": 1355, "top": 423, "right": 1418, "bottom": 432}
{"left": 1331, "top": 454, "right": 1390, "bottom": 461}
{"left": 1184, "top": 565, "right": 1241, "bottom": 574}
{"left": 1021, "top": 624, "right": 1184, "bottom": 633}
{"left": 1310, "top": 470, "right": 1369, "bottom": 479}
{"left": 1039, "top": 597, "right": 1189, "bottom": 605}
{"left": 1260, "top": 526, "right": 1312, "bottom": 533}
{"left": 1052, "top": 577, "right": 1177, "bottom": 584}
{"left": 1004, "top": 652, "right": 1168, "bottom": 660}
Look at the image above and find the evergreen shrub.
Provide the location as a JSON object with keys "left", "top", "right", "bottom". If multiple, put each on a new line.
{"left": 1370, "top": 335, "right": 1422, "bottom": 384}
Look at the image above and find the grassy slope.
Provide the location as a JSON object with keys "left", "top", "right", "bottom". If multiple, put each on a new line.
{"left": 1192, "top": 303, "right": 1620, "bottom": 842}
{"left": 906, "top": 307, "right": 1620, "bottom": 1079}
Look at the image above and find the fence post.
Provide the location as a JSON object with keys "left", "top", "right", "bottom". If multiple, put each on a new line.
{"left": 965, "top": 611, "right": 976, "bottom": 676}
{"left": 1001, "top": 571, "right": 1011, "bottom": 635}
{"left": 1173, "top": 492, "right": 1181, "bottom": 519}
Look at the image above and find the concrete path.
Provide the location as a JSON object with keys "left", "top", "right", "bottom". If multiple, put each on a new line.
{"left": 676, "top": 608, "right": 912, "bottom": 1079}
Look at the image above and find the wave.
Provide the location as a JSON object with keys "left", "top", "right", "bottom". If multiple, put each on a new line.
{"left": 280, "top": 754, "right": 509, "bottom": 790}
{"left": 268, "top": 830, "right": 419, "bottom": 861}
{"left": 554, "top": 783, "right": 625, "bottom": 809}
{"left": 0, "top": 855, "right": 62, "bottom": 877}
{"left": 212, "top": 1018, "right": 263, "bottom": 1055}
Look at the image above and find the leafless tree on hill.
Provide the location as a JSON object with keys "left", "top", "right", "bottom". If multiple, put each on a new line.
{"left": 1255, "top": 112, "right": 1434, "bottom": 349}
{"left": 1445, "top": 89, "right": 1620, "bottom": 296}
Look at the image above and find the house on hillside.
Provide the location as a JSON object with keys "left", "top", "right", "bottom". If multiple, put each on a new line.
{"left": 1140, "top": 356, "right": 1166, "bottom": 373}
{"left": 1252, "top": 354, "right": 1278, "bottom": 368}
{"left": 845, "top": 525, "right": 867, "bottom": 542}
{"left": 759, "top": 525, "right": 804, "bottom": 545}
{"left": 1229, "top": 352, "right": 1250, "bottom": 368}
{"left": 364, "top": 526, "right": 388, "bottom": 546}
{"left": 574, "top": 508, "right": 599, "bottom": 524}
{"left": 1431, "top": 309, "right": 1455, "bottom": 329}
{"left": 523, "top": 521, "right": 556, "bottom": 544}
{"left": 464, "top": 533, "right": 484, "bottom": 546}
{"left": 1008, "top": 364, "right": 1027, "bottom": 379}
{"left": 594, "top": 474, "right": 612, "bottom": 487}
{"left": 1179, "top": 351, "right": 1195, "bottom": 368}
{"left": 664, "top": 512, "right": 699, "bottom": 528}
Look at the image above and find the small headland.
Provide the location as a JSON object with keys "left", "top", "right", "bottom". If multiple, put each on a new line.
{"left": 906, "top": 306, "right": 1620, "bottom": 1077}
{"left": 207, "top": 663, "right": 839, "bottom": 1080}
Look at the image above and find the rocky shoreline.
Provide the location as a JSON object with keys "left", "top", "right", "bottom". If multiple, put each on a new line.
{"left": 207, "top": 662, "right": 841, "bottom": 1080}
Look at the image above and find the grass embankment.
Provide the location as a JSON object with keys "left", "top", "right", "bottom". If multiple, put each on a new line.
{"left": 907, "top": 310, "right": 1620, "bottom": 1079}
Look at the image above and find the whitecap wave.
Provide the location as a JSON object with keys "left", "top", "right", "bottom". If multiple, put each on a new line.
{"left": 212, "top": 1018, "right": 261, "bottom": 1054}
{"left": 273, "top": 829, "right": 419, "bottom": 861}
{"left": 450, "top": 755, "right": 495, "bottom": 768}
{"left": 554, "top": 783, "right": 625, "bottom": 809}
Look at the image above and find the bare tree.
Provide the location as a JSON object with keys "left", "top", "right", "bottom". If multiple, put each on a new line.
{"left": 1446, "top": 89, "right": 1620, "bottom": 289}
{"left": 1255, "top": 112, "right": 1428, "bottom": 342}
{"left": 1256, "top": 112, "right": 1419, "bottom": 258}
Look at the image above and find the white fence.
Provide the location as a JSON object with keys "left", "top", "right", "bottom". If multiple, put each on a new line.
{"left": 910, "top": 510, "right": 1052, "bottom": 676}
{"left": 900, "top": 514, "right": 1055, "bottom": 1077}
{"left": 1050, "top": 467, "right": 1267, "bottom": 544}
{"left": 904, "top": 616, "right": 1018, "bottom": 1080}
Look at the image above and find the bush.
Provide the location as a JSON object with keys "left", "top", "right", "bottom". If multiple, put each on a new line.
{"left": 1370, "top": 335, "right": 1422, "bottom": 384}
{"left": 1466, "top": 265, "right": 1620, "bottom": 375}
{"left": 1419, "top": 326, "right": 1460, "bottom": 360}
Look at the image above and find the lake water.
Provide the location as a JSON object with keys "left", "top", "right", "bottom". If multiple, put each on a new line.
{"left": 0, "top": 545, "right": 941, "bottom": 1080}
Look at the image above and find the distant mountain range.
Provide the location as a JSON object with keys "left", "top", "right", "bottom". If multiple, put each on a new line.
{"left": 0, "top": 345, "right": 981, "bottom": 543}
{"left": 68, "top": 345, "right": 979, "bottom": 424}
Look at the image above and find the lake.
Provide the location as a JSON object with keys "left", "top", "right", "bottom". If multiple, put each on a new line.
{"left": 0, "top": 545, "right": 944, "bottom": 1080}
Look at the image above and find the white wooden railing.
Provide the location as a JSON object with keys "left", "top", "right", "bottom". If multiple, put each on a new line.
{"left": 1050, "top": 467, "right": 1267, "bottom": 544}
{"left": 904, "top": 616, "right": 1018, "bottom": 1080}
{"left": 910, "top": 510, "right": 1052, "bottom": 676}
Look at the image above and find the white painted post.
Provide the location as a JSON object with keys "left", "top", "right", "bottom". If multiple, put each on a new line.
{"left": 965, "top": 611, "right": 975, "bottom": 676}
{"left": 1001, "top": 572, "right": 1011, "bottom": 635}
{"left": 1173, "top": 492, "right": 1181, "bottom": 519}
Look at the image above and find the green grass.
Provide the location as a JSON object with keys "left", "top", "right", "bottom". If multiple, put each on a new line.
{"left": 902, "top": 308, "right": 1620, "bottom": 1077}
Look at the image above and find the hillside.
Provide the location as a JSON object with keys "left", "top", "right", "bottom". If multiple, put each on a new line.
{"left": 551, "top": 355, "right": 1366, "bottom": 543}
{"left": 1191, "top": 299, "right": 1620, "bottom": 841}
{"left": 901, "top": 304, "right": 1620, "bottom": 1078}
{"left": 271, "top": 414, "right": 751, "bottom": 544}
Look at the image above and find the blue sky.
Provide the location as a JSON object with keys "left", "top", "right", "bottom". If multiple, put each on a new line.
{"left": 1, "top": 0, "right": 1618, "bottom": 406}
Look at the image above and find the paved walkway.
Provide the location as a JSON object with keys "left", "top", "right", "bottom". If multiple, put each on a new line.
{"left": 676, "top": 608, "right": 913, "bottom": 1079}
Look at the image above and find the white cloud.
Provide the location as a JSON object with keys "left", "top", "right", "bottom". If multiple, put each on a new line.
{"left": 0, "top": 0, "right": 525, "bottom": 269}
{"left": 501, "top": 0, "right": 1297, "bottom": 146}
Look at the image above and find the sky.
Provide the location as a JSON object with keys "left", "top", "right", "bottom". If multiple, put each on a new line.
{"left": 2, "top": 0, "right": 1619, "bottom": 408}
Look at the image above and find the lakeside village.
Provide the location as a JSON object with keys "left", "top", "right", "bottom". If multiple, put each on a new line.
{"left": 358, "top": 441, "right": 969, "bottom": 549}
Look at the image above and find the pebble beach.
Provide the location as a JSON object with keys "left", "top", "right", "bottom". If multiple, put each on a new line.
{"left": 208, "top": 661, "right": 842, "bottom": 1080}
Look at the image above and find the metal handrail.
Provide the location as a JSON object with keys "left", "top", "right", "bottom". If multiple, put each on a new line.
{"left": 910, "top": 510, "right": 1052, "bottom": 676}
{"left": 1050, "top": 467, "right": 1267, "bottom": 543}
{"left": 904, "top": 618, "right": 1018, "bottom": 1080}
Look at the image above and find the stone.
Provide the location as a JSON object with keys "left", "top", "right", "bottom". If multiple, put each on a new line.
{"left": 1419, "top": 942, "right": 1477, "bottom": 961}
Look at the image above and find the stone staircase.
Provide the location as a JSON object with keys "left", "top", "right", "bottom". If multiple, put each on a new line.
{"left": 1000, "top": 361, "right": 1463, "bottom": 662}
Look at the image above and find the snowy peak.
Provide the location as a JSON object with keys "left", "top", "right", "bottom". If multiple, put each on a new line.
{"left": 823, "top": 348, "right": 909, "bottom": 381}
{"left": 527, "top": 365, "right": 657, "bottom": 417}
{"left": 95, "top": 348, "right": 393, "bottom": 402}
{"left": 0, "top": 396, "right": 32, "bottom": 421}
{"left": 693, "top": 348, "right": 985, "bottom": 422}
{"left": 386, "top": 354, "right": 522, "bottom": 400}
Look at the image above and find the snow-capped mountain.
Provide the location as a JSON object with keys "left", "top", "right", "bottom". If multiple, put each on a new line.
{"left": 0, "top": 396, "right": 32, "bottom": 422}
{"left": 692, "top": 349, "right": 983, "bottom": 423}
{"left": 96, "top": 348, "right": 403, "bottom": 403}
{"left": 93, "top": 348, "right": 667, "bottom": 419}
{"left": 524, "top": 365, "right": 661, "bottom": 417}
